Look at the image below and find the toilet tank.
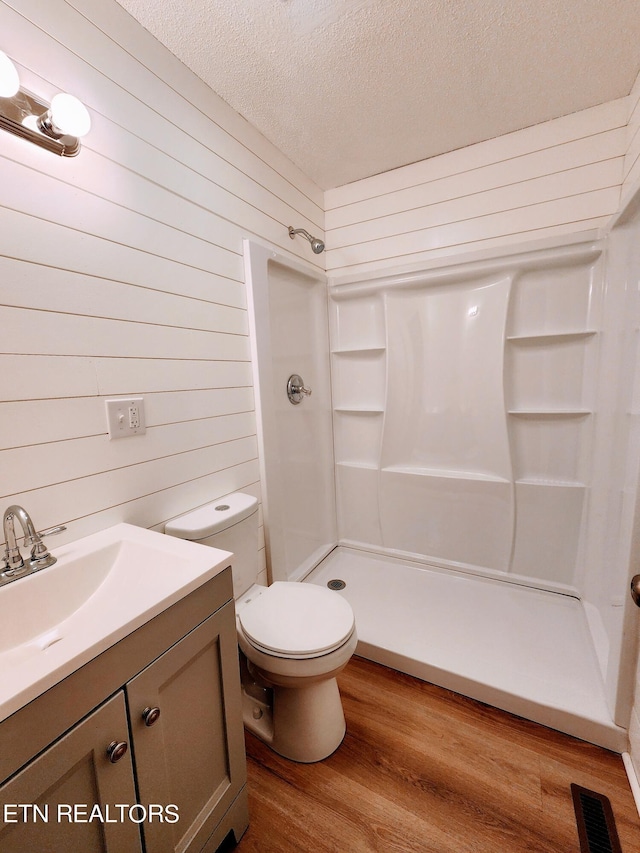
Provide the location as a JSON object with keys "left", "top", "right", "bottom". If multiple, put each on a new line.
{"left": 165, "top": 493, "right": 259, "bottom": 598}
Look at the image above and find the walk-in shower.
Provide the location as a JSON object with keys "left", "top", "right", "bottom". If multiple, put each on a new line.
{"left": 243, "top": 196, "right": 640, "bottom": 752}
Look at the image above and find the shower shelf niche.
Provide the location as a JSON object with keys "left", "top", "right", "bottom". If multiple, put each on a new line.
{"left": 516, "top": 478, "right": 586, "bottom": 486}
{"left": 337, "top": 461, "right": 379, "bottom": 470}
{"left": 504, "top": 259, "right": 600, "bottom": 585}
{"left": 331, "top": 335, "right": 387, "bottom": 469}
{"left": 331, "top": 293, "right": 386, "bottom": 352}
{"left": 334, "top": 406, "right": 384, "bottom": 413}
{"left": 330, "top": 349, "right": 385, "bottom": 411}
{"left": 508, "top": 408, "right": 591, "bottom": 483}
{"left": 505, "top": 334, "right": 597, "bottom": 412}
{"left": 333, "top": 411, "right": 384, "bottom": 467}
{"left": 506, "top": 330, "right": 598, "bottom": 343}
{"left": 331, "top": 346, "right": 386, "bottom": 355}
{"left": 508, "top": 409, "right": 593, "bottom": 415}
{"left": 381, "top": 465, "right": 510, "bottom": 483}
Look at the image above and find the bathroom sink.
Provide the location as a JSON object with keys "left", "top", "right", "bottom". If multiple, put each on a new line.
{"left": 0, "top": 523, "right": 232, "bottom": 722}
{"left": 0, "top": 542, "right": 117, "bottom": 654}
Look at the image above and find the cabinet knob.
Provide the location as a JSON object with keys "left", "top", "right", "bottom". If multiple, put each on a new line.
{"left": 106, "top": 740, "right": 128, "bottom": 763}
{"left": 142, "top": 706, "right": 161, "bottom": 727}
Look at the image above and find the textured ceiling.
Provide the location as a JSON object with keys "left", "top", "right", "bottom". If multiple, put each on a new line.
{"left": 114, "top": 0, "right": 640, "bottom": 189}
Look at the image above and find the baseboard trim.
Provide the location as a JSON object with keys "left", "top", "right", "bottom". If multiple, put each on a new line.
{"left": 622, "top": 752, "right": 640, "bottom": 818}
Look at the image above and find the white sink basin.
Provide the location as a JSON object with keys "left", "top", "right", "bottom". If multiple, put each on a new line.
{"left": 0, "top": 523, "right": 232, "bottom": 722}
{"left": 0, "top": 542, "right": 117, "bottom": 654}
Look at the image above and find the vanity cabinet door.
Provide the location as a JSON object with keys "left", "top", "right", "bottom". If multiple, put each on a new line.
{"left": 127, "top": 601, "right": 246, "bottom": 853}
{"left": 0, "top": 691, "right": 142, "bottom": 853}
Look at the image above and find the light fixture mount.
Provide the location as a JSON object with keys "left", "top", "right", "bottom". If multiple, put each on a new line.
{"left": 0, "top": 87, "right": 86, "bottom": 157}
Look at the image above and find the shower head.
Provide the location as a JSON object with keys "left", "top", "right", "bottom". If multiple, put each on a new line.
{"left": 288, "top": 226, "right": 325, "bottom": 254}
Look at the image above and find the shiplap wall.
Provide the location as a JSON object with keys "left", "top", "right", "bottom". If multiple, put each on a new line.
{"left": 623, "top": 71, "right": 640, "bottom": 204}
{"left": 0, "top": 0, "right": 324, "bottom": 574}
{"left": 324, "top": 100, "right": 629, "bottom": 280}
{"left": 625, "top": 68, "right": 640, "bottom": 799}
{"left": 1, "top": 2, "right": 639, "bottom": 574}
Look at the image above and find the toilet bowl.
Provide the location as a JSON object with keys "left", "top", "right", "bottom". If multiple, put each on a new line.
{"left": 165, "top": 493, "right": 357, "bottom": 762}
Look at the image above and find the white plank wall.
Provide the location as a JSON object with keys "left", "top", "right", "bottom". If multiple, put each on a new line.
{"left": 324, "top": 100, "right": 630, "bottom": 279}
{"left": 0, "top": 0, "right": 325, "bottom": 573}
{"left": 1, "top": 0, "right": 639, "bottom": 581}
{"left": 623, "top": 71, "right": 640, "bottom": 204}
{"left": 623, "top": 70, "right": 640, "bottom": 800}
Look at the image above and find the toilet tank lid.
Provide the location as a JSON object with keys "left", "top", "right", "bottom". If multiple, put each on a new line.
{"left": 165, "top": 493, "right": 258, "bottom": 540}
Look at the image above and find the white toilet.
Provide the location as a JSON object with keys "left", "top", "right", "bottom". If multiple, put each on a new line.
{"left": 165, "top": 492, "right": 357, "bottom": 763}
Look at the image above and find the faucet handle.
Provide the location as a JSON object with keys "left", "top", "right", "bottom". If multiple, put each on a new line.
{"left": 22, "top": 525, "right": 67, "bottom": 547}
{"left": 28, "top": 525, "right": 67, "bottom": 569}
{"left": 37, "top": 525, "right": 67, "bottom": 538}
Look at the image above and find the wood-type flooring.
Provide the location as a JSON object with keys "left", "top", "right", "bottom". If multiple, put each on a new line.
{"left": 235, "top": 656, "right": 640, "bottom": 852}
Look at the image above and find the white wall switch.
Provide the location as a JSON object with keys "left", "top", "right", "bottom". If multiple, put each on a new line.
{"left": 105, "top": 397, "right": 146, "bottom": 439}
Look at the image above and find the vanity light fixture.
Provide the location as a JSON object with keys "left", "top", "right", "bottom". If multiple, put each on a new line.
{"left": 0, "top": 51, "right": 19, "bottom": 98}
{"left": 0, "top": 51, "right": 91, "bottom": 157}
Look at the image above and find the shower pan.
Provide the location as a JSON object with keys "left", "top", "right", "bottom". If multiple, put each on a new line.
{"left": 243, "top": 207, "right": 640, "bottom": 753}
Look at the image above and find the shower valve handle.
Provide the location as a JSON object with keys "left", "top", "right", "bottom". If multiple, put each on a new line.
{"left": 287, "top": 374, "right": 312, "bottom": 405}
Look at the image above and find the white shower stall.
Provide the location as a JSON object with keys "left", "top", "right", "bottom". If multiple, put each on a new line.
{"left": 243, "top": 191, "right": 640, "bottom": 752}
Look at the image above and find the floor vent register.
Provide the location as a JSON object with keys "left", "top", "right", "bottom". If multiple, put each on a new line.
{"left": 571, "top": 784, "right": 623, "bottom": 853}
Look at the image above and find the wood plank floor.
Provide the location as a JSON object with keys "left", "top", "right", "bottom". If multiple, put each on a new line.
{"left": 234, "top": 656, "right": 640, "bottom": 852}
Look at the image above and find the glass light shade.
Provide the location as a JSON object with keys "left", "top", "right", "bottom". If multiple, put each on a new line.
{"left": 49, "top": 93, "right": 91, "bottom": 137}
{"left": 0, "top": 51, "right": 19, "bottom": 98}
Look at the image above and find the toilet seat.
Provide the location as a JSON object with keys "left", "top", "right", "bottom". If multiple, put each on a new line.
{"left": 238, "top": 582, "right": 355, "bottom": 660}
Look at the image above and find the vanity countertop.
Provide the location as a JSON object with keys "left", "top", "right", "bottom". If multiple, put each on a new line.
{"left": 0, "top": 522, "right": 232, "bottom": 723}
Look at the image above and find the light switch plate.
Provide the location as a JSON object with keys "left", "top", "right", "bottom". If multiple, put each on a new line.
{"left": 105, "top": 397, "right": 146, "bottom": 439}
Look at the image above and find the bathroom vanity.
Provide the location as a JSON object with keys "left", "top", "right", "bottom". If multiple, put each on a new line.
{"left": 0, "top": 528, "right": 248, "bottom": 853}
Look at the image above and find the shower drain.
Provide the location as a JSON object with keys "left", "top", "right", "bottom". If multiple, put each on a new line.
{"left": 327, "top": 579, "right": 346, "bottom": 591}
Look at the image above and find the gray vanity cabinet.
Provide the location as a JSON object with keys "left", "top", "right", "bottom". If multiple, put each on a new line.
{"left": 0, "top": 691, "right": 142, "bottom": 853}
{"left": 127, "top": 600, "right": 247, "bottom": 853}
{"left": 0, "top": 570, "right": 248, "bottom": 853}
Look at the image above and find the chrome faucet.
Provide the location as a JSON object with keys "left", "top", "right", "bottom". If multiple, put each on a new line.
{"left": 1, "top": 505, "right": 66, "bottom": 583}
